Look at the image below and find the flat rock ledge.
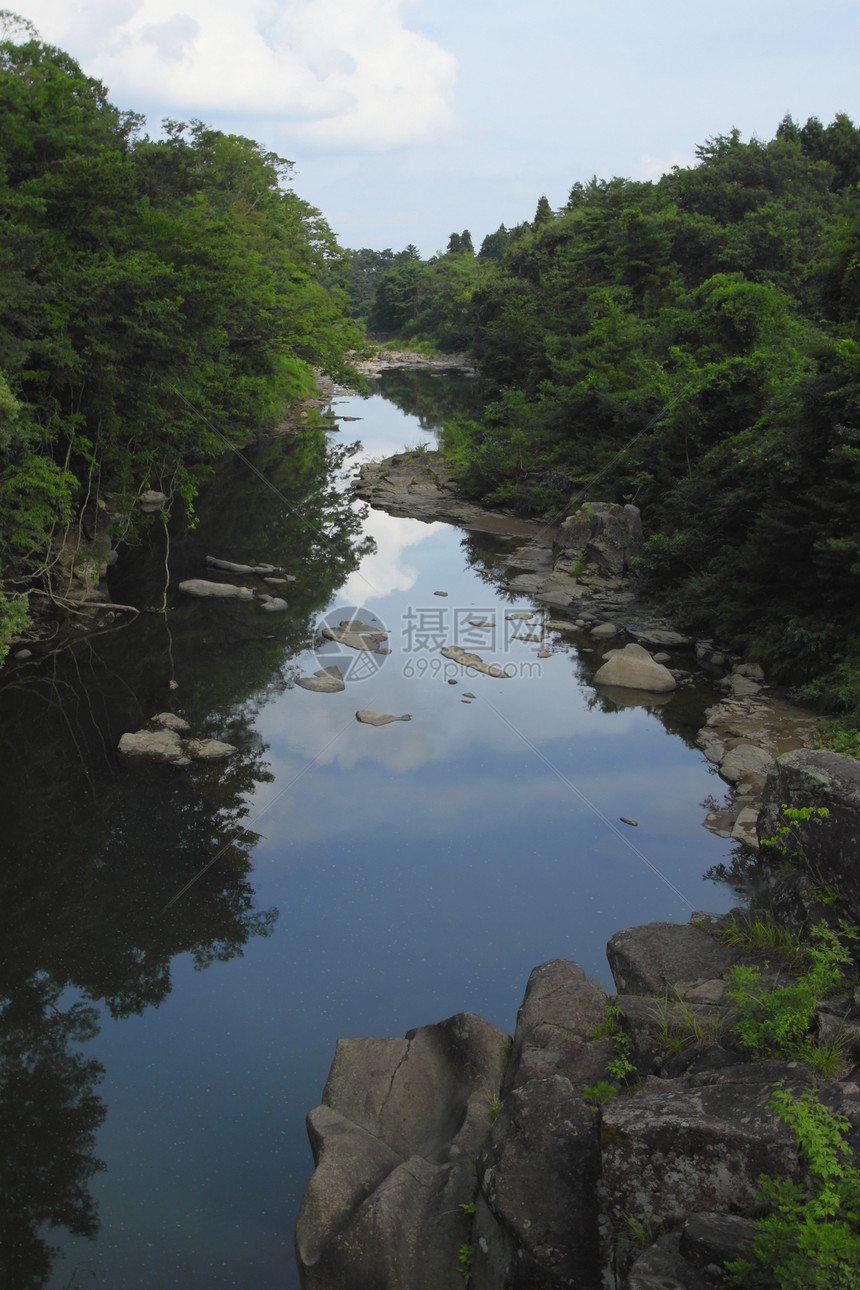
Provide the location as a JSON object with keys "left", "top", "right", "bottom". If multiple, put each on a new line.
{"left": 296, "top": 918, "right": 860, "bottom": 1290}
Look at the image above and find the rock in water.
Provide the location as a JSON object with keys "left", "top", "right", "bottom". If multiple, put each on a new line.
{"left": 185, "top": 738, "right": 238, "bottom": 760}
{"left": 322, "top": 620, "right": 388, "bottom": 652}
{"left": 593, "top": 642, "right": 676, "bottom": 693}
{"left": 355, "top": 710, "right": 411, "bottom": 726}
{"left": 117, "top": 729, "right": 190, "bottom": 765}
{"left": 296, "top": 667, "right": 346, "bottom": 694}
{"left": 179, "top": 579, "right": 254, "bottom": 600}
{"left": 441, "top": 645, "right": 510, "bottom": 679}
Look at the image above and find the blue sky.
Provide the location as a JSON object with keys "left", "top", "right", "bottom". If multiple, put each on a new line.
{"left": 12, "top": 0, "right": 860, "bottom": 256}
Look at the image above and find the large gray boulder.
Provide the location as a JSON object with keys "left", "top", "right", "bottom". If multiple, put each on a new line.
{"left": 607, "top": 922, "right": 740, "bottom": 995}
{"left": 503, "top": 959, "right": 611, "bottom": 1095}
{"left": 758, "top": 748, "right": 860, "bottom": 920}
{"left": 593, "top": 643, "right": 677, "bottom": 694}
{"left": 295, "top": 1012, "right": 510, "bottom": 1290}
{"left": 474, "top": 1076, "right": 601, "bottom": 1290}
{"left": 557, "top": 503, "right": 643, "bottom": 576}
{"left": 469, "top": 962, "right": 612, "bottom": 1288}
{"left": 600, "top": 1064, "right": 809, "bottom": 1251}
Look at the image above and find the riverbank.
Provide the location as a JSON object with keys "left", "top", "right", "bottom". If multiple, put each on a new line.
{"left": 297, "top": 750, "right": 860, "bottom": 1289}
{"left": 351, "top": 446, "right": 821, "bottom": 853}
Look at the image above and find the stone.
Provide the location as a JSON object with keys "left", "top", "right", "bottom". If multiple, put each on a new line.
{"left": 185, "top": 738, "right": 238, "bottom": 760}
{"left": 718, "top": 743, "right": 774, "bottom": 784}
{"left": 151, "top": 712, "right": 190, "bottom": 732}
{"left": 679, "top": 1211, "right": 757, "bottom": 1273}
{"left": 355, "top": 710, "right": 411, "bottom": 725}
{"left": 322, "top": 621, "right": 388, "bottom": 652}
{"left": 593, "top": 643, "right": 677, "bottom": 693}
{"left": 607, "top": 922, "right": 741, "bottom": 996}
{"left": 758, "top": 749, "right": 860, "bottom": 921}
{"left": 258, "top": 595, "right": 288, "bottom": 612}
{"left": 296, "top": 667, "right": 346, "bottom": 694}
{"left": 117, "top": 729, "right": 190, "bottom": 765}
{"left": 504, "top": 960, "right": 613, "bottom": 1096}
{"left": 205, "top": 556, "right": 258, "bottom": 574}
{"left": 731, "top": 807, "right": 760, "bottom": 850}
{"left": 719, "top": 671, "right": 762, "bottom": 697}
{"left": 630, "top": 628, "right": 691, "bottom": 649}
{"left": 591, "top": 621, "right": 619, "bottom": 637}
{"left": 179, "top": 579, "right": 254, "bottom": 600}
{"left": 296, "top": 1012, "right": 509, "bottom": 1290}
{"left": 476, "top": 1076, "right": 601, "bottom": 1289}
{"left": 557, "top": 503, "right": 643, "bottom": 576}
{"left": 138, "top": 489, "right": 167, "bottom": 511}
{"left": 600, "top": 1068, "right": 805, "bottom": 1239}
{"left": 440, "top": 645, "right": 510, "bottom": 679}
{"left": 625, "top": 1230, "right": 705, "bottom": 1290}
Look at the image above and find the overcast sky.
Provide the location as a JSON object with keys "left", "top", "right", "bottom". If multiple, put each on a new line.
{"left": 12, "top": 0, "right": 860, "bottom": 256}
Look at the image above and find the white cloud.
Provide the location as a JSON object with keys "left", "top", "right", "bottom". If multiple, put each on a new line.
{"left": 19, "top": 0, "right": 459, "bottom": 149}
{"left": 634, "top": 150, "right": 698, "bottom": 181}
{"left": 338, "top": 508, "right": 445, "bottom": 602}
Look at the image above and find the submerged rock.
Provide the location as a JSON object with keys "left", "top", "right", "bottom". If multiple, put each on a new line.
{"left": 296, "top": 667, "right": 346, "bottom": 694}
{"left": 322, "top": 620, "right": 388, "bottom": 652}
{"left": 441, "top": 645, "right": 510, "bottom": 679}
{"left": 179, "top": 579, "right": 254, "bottom": 600}
{"left": 151, "top": 712, "right": 190, "bottom": 732}
{"left": 185, "top": 738, "right": 237, "bottom": 760}
{"left": 118, "top": 729, "right": 190, "bottom": 765}
{"left": 355, "top": 710, "right": 411, "bottom": 726}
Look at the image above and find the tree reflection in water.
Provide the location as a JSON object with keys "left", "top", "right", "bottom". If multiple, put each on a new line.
{"left": 0, "top": 431, "right": 372, "bottom": 1286}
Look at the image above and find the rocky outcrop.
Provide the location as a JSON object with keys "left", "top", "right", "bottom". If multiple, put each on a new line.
{"left": 297, "top": 919, "right": 860, "bottom": 1289}
{"left": 556, "top": 502, "right": 643, "bottom": 576}
{"left": 758, "top": 748, "right": 860, "bottom": 924}
{"left": 295, "top": 1012, "right": 509, "bottom": 1290}
{"left": 698, "top": 693, "right": 819, "bottom": 851}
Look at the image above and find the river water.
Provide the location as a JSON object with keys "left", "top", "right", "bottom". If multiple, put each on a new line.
{"left": 0, "top": 370, "right": 743, "bottom": 1290}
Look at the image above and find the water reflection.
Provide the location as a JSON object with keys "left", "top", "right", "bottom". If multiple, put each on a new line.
{"left": 0, "top": 373, "right": 744, "bottom": 1290}
{"left": 0, "top": 431, "right": 371, "bottom": 1288}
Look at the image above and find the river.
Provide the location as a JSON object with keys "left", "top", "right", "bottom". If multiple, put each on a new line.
{"left": 0, "top": 369, "right": 743, "bottom": 1290}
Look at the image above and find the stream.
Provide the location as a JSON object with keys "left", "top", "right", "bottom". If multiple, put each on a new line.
{"left": 0, "top": 369, "right": 745, "bottom": 1290}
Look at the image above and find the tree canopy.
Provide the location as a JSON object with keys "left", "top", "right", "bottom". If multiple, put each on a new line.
{"left": 0, "top": 30, "right": 365, "bottom": 661}
{"left": 355, "top": 116, "right": 860, "bottom": 728}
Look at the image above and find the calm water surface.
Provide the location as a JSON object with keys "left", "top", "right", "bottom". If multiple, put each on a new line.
{"left": 1, "top": 372, "right": 743, "bottom": 1289}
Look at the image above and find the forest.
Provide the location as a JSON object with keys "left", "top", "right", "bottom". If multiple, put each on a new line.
{"left": 2, "top": 19, "right": 860, "bottom": 744}
{"left": 0, "top": 22, "right": 366, "bottom": 666}
{"left": 348, "top": 117, "right": 860, "bottom": 744}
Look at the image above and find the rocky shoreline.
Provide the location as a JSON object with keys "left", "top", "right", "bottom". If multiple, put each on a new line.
{"left": 352, "top": 447, "right": 821, "bottom": 852}
{"left": 296, "top": 751, "right": 860, "bottom": 1290}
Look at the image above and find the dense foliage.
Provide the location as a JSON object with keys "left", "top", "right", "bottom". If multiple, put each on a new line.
{"left": 0, "top": 28, "right": 366, "bottom": 662}
{"left": 361, "top": 121, "right": 860, "bottom": 721}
